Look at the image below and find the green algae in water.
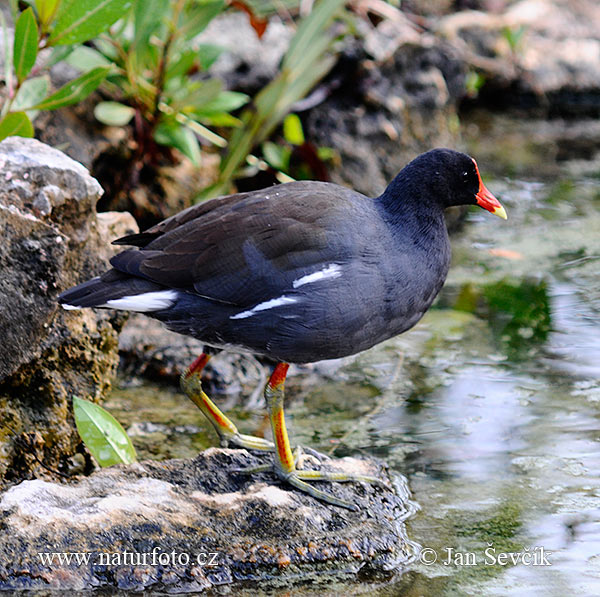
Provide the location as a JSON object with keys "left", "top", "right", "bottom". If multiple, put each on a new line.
{"left": 483, "top": 278, "right": 551, "bottom": 359}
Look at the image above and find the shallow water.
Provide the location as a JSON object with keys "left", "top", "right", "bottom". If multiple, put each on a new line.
{"left": 106, "top": 126, "right": 600, "bottom": 595}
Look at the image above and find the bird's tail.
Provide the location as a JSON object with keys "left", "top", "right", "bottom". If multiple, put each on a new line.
{"left": 58, "top": 269, "right": 178, "bottom": 313}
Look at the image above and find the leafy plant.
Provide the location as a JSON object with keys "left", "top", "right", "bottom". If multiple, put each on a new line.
{"left": 73, "top": 396, "right": 137, "bottom": 467}
{"left": 206, "top": 0, "right": 347, "bottom": 196}
{"left": 465, "top": 70, "right": 486, "bottom": 99}
{"left": 81, "top": 0, "right": 249, "bottom": 166}
{"left": 0, "top": 0, "right": 133, "bottom": 141}
{"left": 262, "top": 113, "right": 336, "bottom": 181}
{"left": 502, "top": 25, "right": 526, "bottom": 55}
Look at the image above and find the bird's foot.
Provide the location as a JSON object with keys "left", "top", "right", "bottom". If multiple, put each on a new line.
{"left": 233, "top": 458, "right": 386, "bottom": 511}
{"left": 219, "top": 430, "right": 274, "bottom": 451}
{"left": 279, "top": 466, "right": 387, "bottom": 511}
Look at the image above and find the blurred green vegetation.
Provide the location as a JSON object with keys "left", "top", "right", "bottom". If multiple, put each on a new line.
{"left": 453, "top": 278, "right": 551, "bottom": 359}
{"left": 1, "top": 0, "right": 348, "bottom": 207}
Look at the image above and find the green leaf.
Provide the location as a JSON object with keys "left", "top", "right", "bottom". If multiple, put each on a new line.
{"left": 154, "top": 120, "right": 201, "bottom": 165}
{"left": 94, "top": 100, "right": 135, "bottom": 125}
{"left": 179, "top": 0, "right": 224, "bottom": 41}
{"left": 48, "top": 0, "right": 133, "bottom": 46}
{"left": 196, "top": 43, "right": 224, "bottom": 69}
{"left": 65, "top": 45, "right": 111, "bottom": 71}
{"left": 165, "top": 50, "right": 197, "bottom": 82}
{"left": 196, "top": 112, "right": 241, "bottom": 127}
{"left": 134, "top": 0, "right": 168, "bottom": 44}
{"left": 13, "top": 7, "right": 39, "bottom": 83}
{"left": 36, "top": 0, "right": 61, "bottom": 28}
{"left": 196, "top": 91, "right": 249, "bottom": 114}
{"left": 169, "top": 78, "right": 222, "bottom": 112}
{"left": 283, "top": 113, "right": 304, "bottom": 145}
{"left": 0, "top": 112, "right": 34, "bottom": 141}
{"left": 31, "top": 66, "right": 109, "bottom": 110}
{"left": 263, "top": 141, "right": 290, "bottom": 171}
{"left": 12, "top": 75, "right": 49, "bottom": 114}
{"left": 73, "top": 396, "right": 136, "bottom": 467}
{"left": 45, "top": 44, "right": 74, "bottom": 68}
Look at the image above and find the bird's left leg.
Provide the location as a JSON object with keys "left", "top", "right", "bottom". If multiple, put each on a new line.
{"left": 261, "top": 363, "right": 385, "bottom": 511}
{"left": 180, "top": 353, "right": 273, "bottom": 451}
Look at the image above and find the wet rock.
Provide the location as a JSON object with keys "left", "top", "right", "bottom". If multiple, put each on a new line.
{"left": 440, "top": 0, "right": 600, "bottom": 116}
{"left": 0, "top": 448, "right": 412, "bottom": 591}
{"left": 0, "top": 137, "right": 138, "bottom": 487}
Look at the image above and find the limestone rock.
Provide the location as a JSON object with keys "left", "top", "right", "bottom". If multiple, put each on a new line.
{"left": 0, "top": 449, "right": 413, "bottom": 591}
{"left": 439, "top": 0, "right": 600, "bottom": 115}
{"left": 0, "top": 137, "right": 138, "bottom": 487}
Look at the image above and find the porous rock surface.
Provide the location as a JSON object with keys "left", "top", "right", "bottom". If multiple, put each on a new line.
{"left": 0, "top": 448, "right": 413, "bottom": 591}
{"left": 0, "top": 137, "right": 137, "bottom": 487}
{"left": 439, "top": 0, "right": 600, "bottom": 116}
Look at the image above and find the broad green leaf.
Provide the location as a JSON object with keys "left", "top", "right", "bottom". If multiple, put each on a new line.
{"left": 263, "top": 141, "right": 290, "bottom": 171}
{"left": 14, "top": 8, "right": 39, "bottom": 83}
{"left": 65, "top": 45, "right": 111, "bottom": 71}
{"left": 94, "top": 101, "right": 135, "bottom": 125}
{"left": 165, "top": 50, "right": 197, "bottom": 82}
{"left": 73, "top": 396, "right": 136, "bottom": 467}
{"left": 48, "top": 0, "right": 133, "bottom": 46}
{"left": 154, "top": 120, "right": 201, "bottom": 165}
{"left": 283, "top": 113, "right": 304, "bottom": 145}
{"left": 134, "top": 0, "right": 168, "bottom": 44}
{"left": 36, "top": 0, "right": 61, "bottom": 28}
{"left": 179, "top": 0, "right": 224, "bottom": 41}
{"left": 196, "top": 43, "right": 224, "bottom": 69}
{"left": 12, "top": 75, "right": 49, "bottom": 115}
{"left": 31, "top": 66, "right": 109, "bottom": 110}
{"left": 196, "top": 112, "right": 241, "bottom": 127}
{"left": 196, "top": 91, "right": 249, "bottom": 114}
{"left": 0, "top": 112, "right": 34, "bottom": 141}
{"left": 46, "top": 45, "right": 74, "bottom": 68}
{"left": 170, "top": 78, "right": 222, "bottom": 112}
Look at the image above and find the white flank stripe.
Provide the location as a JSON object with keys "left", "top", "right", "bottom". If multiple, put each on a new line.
{"left": 61, "top": 304, "right": 82, "bottom": 310}
{"left": 101, "top": 290, "right": 179, "bottom": 312}
{"left": 230, "top": 295, "right": 297, "bottom": 320}
{"left": 292, "top": 263, "right": 342, "bottom": 288}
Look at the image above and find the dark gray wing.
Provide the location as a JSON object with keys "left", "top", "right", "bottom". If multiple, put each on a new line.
{"left": 110, "top": 181, "right": 368, "bottom": 307}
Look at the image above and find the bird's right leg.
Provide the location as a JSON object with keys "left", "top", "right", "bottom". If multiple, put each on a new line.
{"left": 180, "top": 353, "right": 274, "bottom": 451}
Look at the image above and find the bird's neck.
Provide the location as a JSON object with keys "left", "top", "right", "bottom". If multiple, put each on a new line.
{"left": 376, "top": 171, "right": 447, "bottom": 250}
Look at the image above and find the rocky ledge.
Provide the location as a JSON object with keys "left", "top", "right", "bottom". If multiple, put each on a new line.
{"left": 0, "top": 448, "right": 413, "bottom": 592}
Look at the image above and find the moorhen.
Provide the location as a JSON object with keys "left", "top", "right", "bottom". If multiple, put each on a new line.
{"left": 59, "top": 148, "right": 506, "bottom": 509}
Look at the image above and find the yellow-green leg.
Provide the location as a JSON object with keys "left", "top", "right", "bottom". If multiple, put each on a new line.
{"left": 181, "top": 353, "right": 273, "bottom": 451}
{"left": 262, "top": 363, "right": 385, "bottom": 511}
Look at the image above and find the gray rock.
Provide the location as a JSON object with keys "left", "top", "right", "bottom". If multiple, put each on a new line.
{"left": 199, "top": 13, "right": 293, "bottom": 95}
{"left": 0, "top": 448, "right": 413, "bottom": 591}
{"left": 306, "top": 40, "right": 465, "bottom": 197}
{"left": 439, "top": 0, "right": 600, "bottom": 115}
{"left": 0, "top": 137, "right": 138, "bottom": 487}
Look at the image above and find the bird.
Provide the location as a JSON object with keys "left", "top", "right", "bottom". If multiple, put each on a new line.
{"left": 58, "top": 148, "right": 506, "bottom": 510}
